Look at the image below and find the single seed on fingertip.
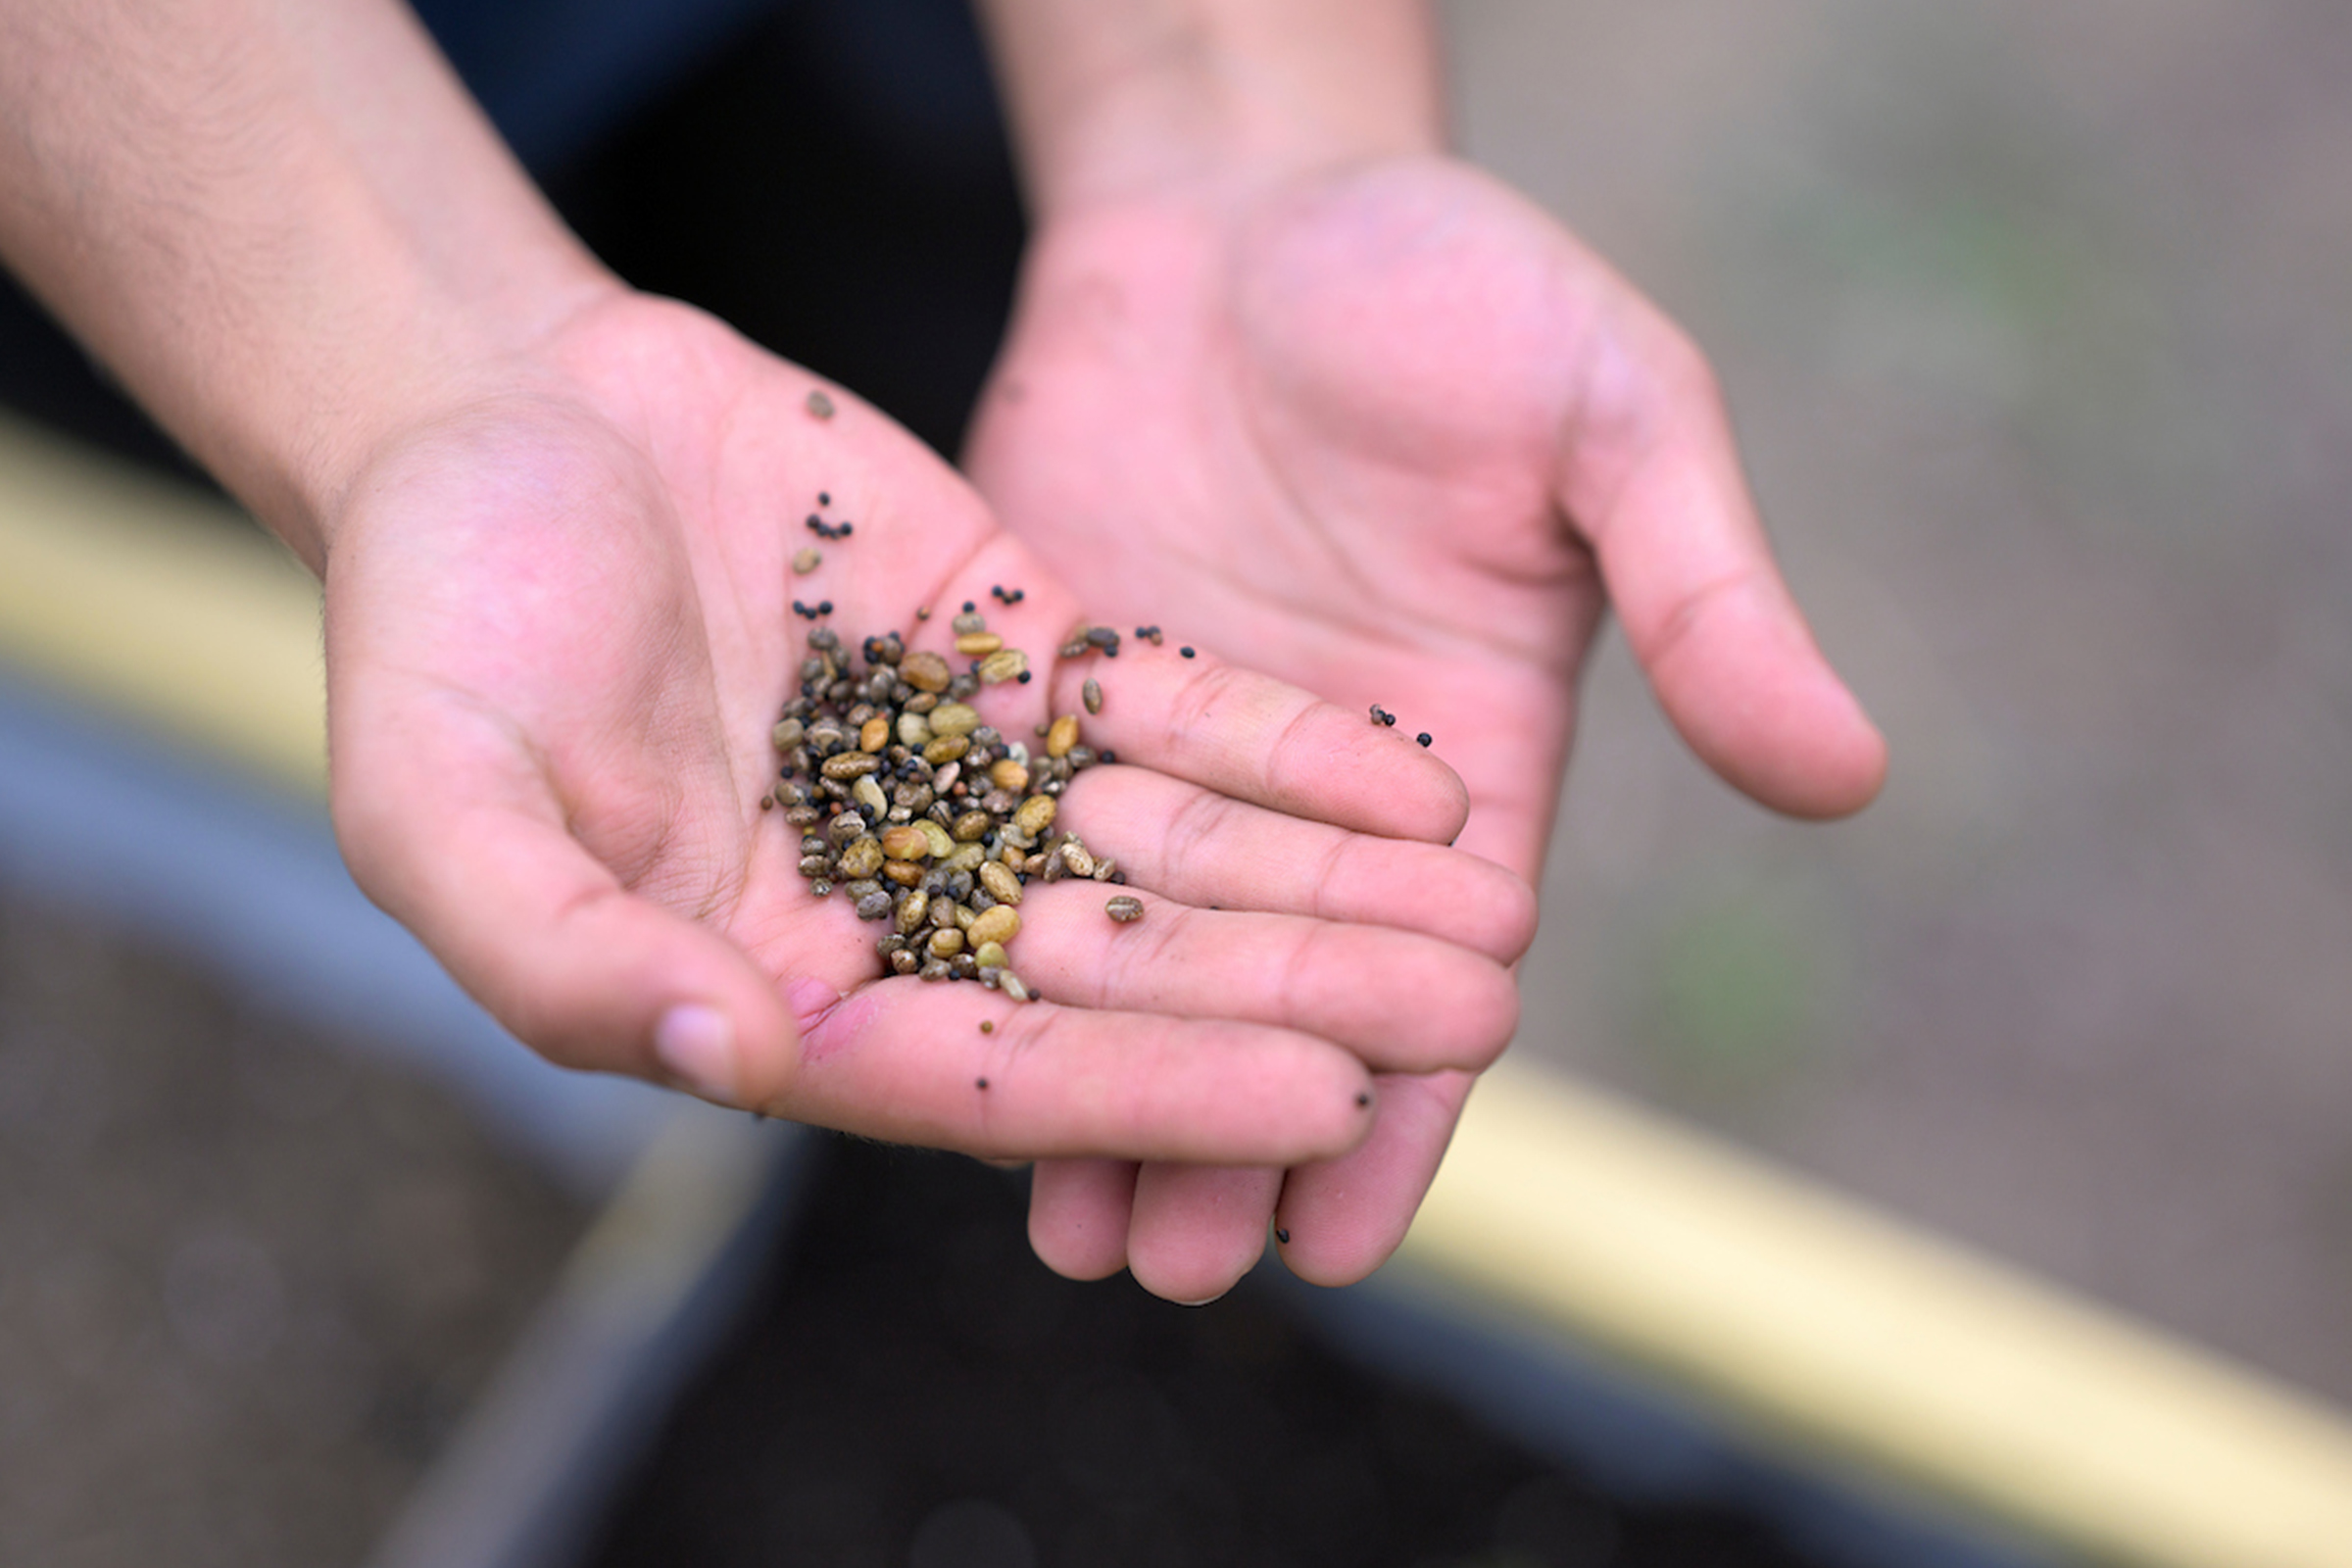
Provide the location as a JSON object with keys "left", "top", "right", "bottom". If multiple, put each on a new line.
{"left": 1179, "top": 646, "right": 1196, "bottom": 659}
{"left": 976, "top": 1076, "right": 989, "bottom": 1089}
{"left": 817, "top": 491, "right": 831, "bottom": 506}
{"left": 1355, "top": 1092, "right": 1372, "bottom": 1107}
{"left": 1417, "top": 733, "right": 1432, "bottom": 747}
{"left": 1105, "top": 895, "right": 1144, "bottom": 923}
{"left": 793, "top": 547, "right": 821, "bottom": 574}
{"left": 1274, "top": 1228, "right": 1290, "bottom": 1245}
{"left": 1082, "top": 677, "right": 1102, "bottom": 714}
{"left": 806, "top": 389, "right": 835, "bottom": 418}
{"left": 979, "top": 1020, "right": 994, "bottom": 1034}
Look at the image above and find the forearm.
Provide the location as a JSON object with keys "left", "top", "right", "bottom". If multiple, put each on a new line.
{"left": 973, "top": 0, "right": 1446, "bottom": 217}
{"left": 0, "top": 0, "right": 610, "bottom": 565}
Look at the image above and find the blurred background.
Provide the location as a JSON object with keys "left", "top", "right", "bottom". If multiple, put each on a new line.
{"left": 1, "top": 0, "right": 2347, "bottom": 1562}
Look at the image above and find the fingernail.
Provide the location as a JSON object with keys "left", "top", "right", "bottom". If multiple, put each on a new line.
{"left": 655, "top": 1004, "right": 737, "bottom": 1103}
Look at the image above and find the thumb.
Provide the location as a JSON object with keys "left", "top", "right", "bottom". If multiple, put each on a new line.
{"left": 1559, "top": 304, "right": 1886, "bottom": 819}
{"left": 330, "top": 704, "right": 798, "bottom": 1107}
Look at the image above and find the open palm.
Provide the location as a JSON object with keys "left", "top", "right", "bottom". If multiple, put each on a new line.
{"left": 967, "top": 158, "right": 1885, "bottom": 1297}
{"left": 317, "top": 287, "right": 1527, "bottom": 1176}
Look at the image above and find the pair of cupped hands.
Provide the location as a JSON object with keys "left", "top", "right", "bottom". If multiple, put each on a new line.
{"left": 322, "top": 159, "right": 1883, "bottom": 1305}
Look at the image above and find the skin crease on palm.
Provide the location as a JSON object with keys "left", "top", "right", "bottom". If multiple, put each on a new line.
{"left": 319, "top": 288, "right": 1537, "bottom": 1183}
{"left": 965, "top": 157, "right": 1888, "bottom": 1303}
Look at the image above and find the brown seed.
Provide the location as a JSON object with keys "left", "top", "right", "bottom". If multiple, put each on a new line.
{"left": 1046, "top": 714, "right": 1080, "bottom": 759}
{"left": 821, "top": 751, "right": 880, "bottom": 780}
{"left": 978, "top": 860, "right": 1023, "bottom": 906}
{"left": 922, "top": 735, "right": 970, "bottom": 765}
{"left": 952, "top": 612, "right": 988, "bottom": 635}
{"left": 883, "top": 860, "right": 924, "bottom": 888}
{"left": 798, "top": 854, "right": 832, "bottom": 879}
{"left": 968, "top": 905, "right": 1020, "bottom": 947}
{"left": 895, "top": 889, "right": 930, "bottom": 934}
{"left": 1091, "top": 857, "right": 1119, "bottom": 882}
{"left": 890, "top": 949, "right": 920, "bottom": 975}
{"left": 792, "top": 547, "right": 822, "bottom": 574}
{"left": 928, "top": 928, "right": 966, "bottom": 958}
{"left": 918, "top": 958, "right": 953, "bottom": 982}
{"left": 1105, "top": 895, "right": 1145, "bottom": 923}
{"left": 1082, "top": 678, "right": 1102, "bottom": 715}
{"left": 989, "top": 758, "right": 1031, "bottom": 794}
{"left": 952, "top": 809, "right": 991, "bottom": 842}
{"left": 880, "top": 824, "right": 930, "bottom": 861}
{"left": 806, "top": 388, "right": 836, "bottom": 418}
{"left": 954, "top": 631, "right": 1004, "bottom": 656}
{"left": 772, "top": 718, "right": 805, "bottom": 750}
{"left": 1014, "top": 795, "right": 1057, "bottom": 836}
{"left": 900, "top": 651, "right": 952, "bottom": 693}
{"left": 858, "top": 716, "right": 889, "bottom": 753}
{"left": 979, "top": 1020, "right": 994, "bottom": 1034}
{"left": 978, "top": 649, "right": 1029, "bottom": 685}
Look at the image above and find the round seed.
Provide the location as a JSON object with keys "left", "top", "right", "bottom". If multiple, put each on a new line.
{"left": 806, "top": 389, "right": 836, "bottom": 418}
{"left": 838, "top": 837, "right": 884, "bottom": 879}
{"left": 772, "top": 718, "right": 805, "bottom": 750}
{"left": 793, "top": 547, "right": 821, "bottom": 575}
{"left": 990, "top": 759, "right": 1031, "bottom": 794}
{"left": 1417, "top": 732, "right": 1433, "bottom": 747}
{"left": 1082, "top": 678, "right": 1102, "bottom": 715}
{"left": 952, "top": 612, "right": 987, "bottom": 635}
{"left": 954, "top": 631, "right": 1004, "bottom": 656}
{"left": 853, "top": 776, "right": 890, "bottom": 817}
{"left": 928, "top": 927, "right": 965, "bottom": 958}
{"left": 968, "top": 905, "right": 1020, "bottom": 947}
{"left": 977, "top": 859, "right": 1023, "bottom": 906}
{"left": 890, "top": 949, "right": 920, "bottom": 975}
{"left": 973, "top": 940, "right": 1008, "bottom": 969}
{"left": 952, "top": 808, "right": 991, "bottom": 842}
{"left": 1046, "top": 714, "right": 1080, "bottom": 759}
{"left": 856, "top": 890, "right": 893, "bottom": 921}
{"left": 897, "top": 711, "right": 933, "bottom": 749}
{"left": 918, "top": 958, "right": 953, "bottom": 982}
{"left": 1105, "top": 895, "right": 1145, "bottom": 923}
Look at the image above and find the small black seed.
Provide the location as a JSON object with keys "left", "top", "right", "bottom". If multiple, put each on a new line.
{"left": 976, "top": 1076, "right": 990, "bottom": 1089}
{"left": 963, "top": 600, "right": 976, "bottom": 612}
{"left": 818, "top": 491, "right": 831, "bottom": 506}
{"left": 1180, "top": 647, "right": 1196, "bottom": 659}
{"left": 1417, "top": 732, "right": 1433, "bottom": 747}
{"left": 1355, "top": 1092, "right": 1372, "bottom": 1107}
{"left": 1275, "top": 1228, "right": 1290, "bottom": 1245}
{"left": 1017, "top": 670, "right": 1032, "bottom": 683}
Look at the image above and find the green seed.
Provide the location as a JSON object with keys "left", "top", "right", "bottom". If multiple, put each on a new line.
{"left": 928, "top": 702, "right": 980, "bottom": 738}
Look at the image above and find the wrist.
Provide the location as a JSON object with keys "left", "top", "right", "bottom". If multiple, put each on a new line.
{"left": 977, "top": 0, "right": 1446, "bottom": 219}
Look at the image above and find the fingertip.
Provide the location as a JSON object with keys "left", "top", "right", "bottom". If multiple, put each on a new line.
{"left": 1028, "top": 1158, "right": 1135, "bottom": 1280}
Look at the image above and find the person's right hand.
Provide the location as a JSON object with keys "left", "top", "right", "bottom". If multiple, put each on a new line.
{"left": 321, "top": 286, "right": 1528, "bottom": 1173}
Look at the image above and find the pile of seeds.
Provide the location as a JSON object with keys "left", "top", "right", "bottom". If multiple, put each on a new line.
{"left": 767, "top": 612, "right": 1130, "bottom": 1001}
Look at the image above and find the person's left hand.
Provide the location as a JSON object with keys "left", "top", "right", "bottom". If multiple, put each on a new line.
{"left": 965, "top": 156, "right": 1886, "bottom": 1301}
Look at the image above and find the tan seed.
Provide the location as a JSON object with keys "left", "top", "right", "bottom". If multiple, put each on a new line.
{"left": 928, "top": 703, "right": 980, "bottom": 738}
{"left": 969, "top": 906, "right": 1021, "bottom": 947}
{"left": 928, "top": 928, "right": 965, "bottom": 958}
{"left": 792, "top": 547, "right": 821, "bottom": 574}
{"left": 901, "top": 651, "right": 952, "bottom": 693}
{"left": 1014, "top": 795, "right": 1057, "bottom": 836}
{"left": 882, "top": 860, "right": 924, "bottom": 888}
{"left": 880, "top": 824, "right": 930, "bottom": 861}
{"left": 858, "top": 716, "right": 890, "bottom": 753}
{"left": 973, "top": 941, "right": 1008, "bottom": 969}
{"left": 853, "top": 776, "right": 890, "bottom": 817}
{"left": 1059, "top": 839, "right": 1097, "bottom": 878}
{"left": 1001, "top": 972, "right": 1031, "bottom": 1004}
{"left": 1046, "top": 714, "right": 1080, "bottom": 759}
{"left": 954, "top": 631, "right": 1004, "bottom": 656}
{"left": 990, "top": 759, "right": 1031, "bottom": 794}
{"left": 954, "top": 902, "right": 977, "bottom": 930}
{"left": 1082, "top": 678, "right": 1102, "bottom": 715}
{"left": 1105, "top": 895, "right": 1145, "bottom": 923}
{"left": 895, "top": 890, "right": 929, "bottom": 934}
{"left": 838, "top": 837, "right": 883, "bottom": 879}
{"left": 978, "top": 860, "right": 1023, "bottom": 906}
{"left": 917, "top": 819, "right": 956, "bottom": 858}
{"left": 952, "top": 612, "right": 987, "bottom": 635}
{"left": 821, "top": 751, "right": 880, "bottom": 780}
{"left": 896, "top": 711, "right": 933, "bottom": 748}
{"left": 978, "top": 649, "right": 1029, "bottom": 685}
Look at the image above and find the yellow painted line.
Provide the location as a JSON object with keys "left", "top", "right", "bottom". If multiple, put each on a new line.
{"left": 14, "top": 413, "right": 2352, "bottom": 1567}
{"left": 1406, "top": 1066, "right": 2352, "bottom": 1568}
{"left": 0, "top": 414, "right": 324, "bottom": 793}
